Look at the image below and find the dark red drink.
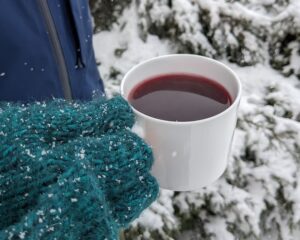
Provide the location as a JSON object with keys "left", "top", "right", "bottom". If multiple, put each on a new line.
{"left": 129, "top": 73, "right": 232, "bottom": 122}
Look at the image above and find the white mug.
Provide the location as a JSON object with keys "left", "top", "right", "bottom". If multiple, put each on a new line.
{"left": 121, "top": 54, "right": 241, "bottom": 191}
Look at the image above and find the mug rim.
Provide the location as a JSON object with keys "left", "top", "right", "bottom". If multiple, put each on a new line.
{"left": 120, "top": 54, "right": 242, "bottom": 125}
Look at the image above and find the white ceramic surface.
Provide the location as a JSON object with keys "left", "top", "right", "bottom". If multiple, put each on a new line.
{"left": 121, "top": 54, "right": 241, "bottom": 191}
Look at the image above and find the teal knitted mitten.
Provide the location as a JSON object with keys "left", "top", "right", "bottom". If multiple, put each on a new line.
{"left": 0, "top": 96, "right": 159, "bottom": 240}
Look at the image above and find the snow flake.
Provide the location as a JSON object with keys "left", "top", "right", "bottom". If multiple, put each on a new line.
{"left": 19, "top": 232, "right": 26, "bottom": 239}
{"left": 37, "top": 210, "right": 44, "bottom": 216}
{"left": 47, "top": 227, "right": 54, "bottom": 232}
{"left": 79, "top": 149, "right": 85, "bottom": 159}
{"left": 41, "top": 150, "right": 47, "bottom": 155}
{"left": 49, "top": 209, "right": 56, "bottom": 214}
{"left": 25, "top": 149, "right": 35, "bottom": 158}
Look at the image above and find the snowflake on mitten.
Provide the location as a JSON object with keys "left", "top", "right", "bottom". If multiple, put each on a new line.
{"left": 0, "top": 96, "right": 159, "bottom": 240}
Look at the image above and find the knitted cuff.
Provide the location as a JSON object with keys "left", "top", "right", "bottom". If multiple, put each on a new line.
{"left": 0, "top": 95, "right": 134, "bottom": 145}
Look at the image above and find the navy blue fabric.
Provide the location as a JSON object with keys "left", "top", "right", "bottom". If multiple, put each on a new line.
{"left": 0, "top": 0, "right": 104, "bottom": 102}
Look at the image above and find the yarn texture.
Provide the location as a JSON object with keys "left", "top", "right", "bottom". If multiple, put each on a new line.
{"left": 0, "top": 96, "right": 159, "bottom": 240}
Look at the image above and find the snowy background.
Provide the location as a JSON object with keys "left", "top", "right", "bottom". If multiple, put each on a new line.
{"left": 89, "top": 0, "right": 300, "bottom": 239}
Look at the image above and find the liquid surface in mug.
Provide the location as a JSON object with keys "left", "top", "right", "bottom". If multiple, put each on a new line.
{"left": 129, "top": 73, "right": 232, "bottom": 122}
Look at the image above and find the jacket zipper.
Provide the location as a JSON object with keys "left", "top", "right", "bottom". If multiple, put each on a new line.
{"left": 76, "top": 0, "right": 85, "bottom": 69}
{"left": 37, "top": 0, "right": 73, "bottom": 100}
{"left": 67, "top": 0, "right": 85, "bottom": 69}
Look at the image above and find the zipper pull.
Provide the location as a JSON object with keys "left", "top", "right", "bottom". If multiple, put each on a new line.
{"left": 76, "top": 49, "right": 85, "bottom": 69}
